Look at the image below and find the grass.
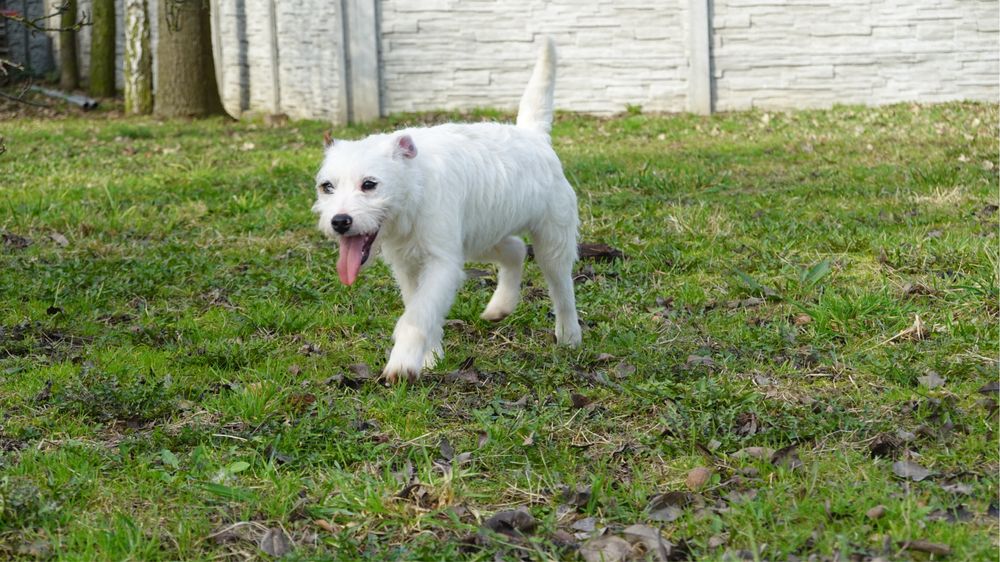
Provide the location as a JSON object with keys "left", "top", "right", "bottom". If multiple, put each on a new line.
{"left": 0, "top": 99, "right": 997, "bottom": 560}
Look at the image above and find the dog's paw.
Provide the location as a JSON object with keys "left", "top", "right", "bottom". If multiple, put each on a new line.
{"left": 382, "top": 367, "right": 419, "bottom": 385}
{"left": 556, "top": 324, "right": 583, "bottom": 348}
{"left": 480, "top": 307, "right": 512, "bottom": 322}
{"left": 422, "top": 346, "right": 442, "bottom": 370}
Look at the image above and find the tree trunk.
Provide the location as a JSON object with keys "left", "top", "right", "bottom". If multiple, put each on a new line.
{"left": 58, "top": 0, "right": 79, "bottom": 90}
{"left": 124, "top": 0, "right": 153, "bottom": 114}
{"left": 155, "top": 0, "right": 224, "bottom": 117}
{"left": 89, "top": 0, "right": 116, "bottom": 97}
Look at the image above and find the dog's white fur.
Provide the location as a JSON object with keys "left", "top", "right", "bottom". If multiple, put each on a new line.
{"left": 312, "top": 38, "right": 581, "bottom": 382}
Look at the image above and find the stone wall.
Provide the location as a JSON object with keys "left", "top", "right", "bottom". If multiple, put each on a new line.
{"left": 379, "top": 0, "right": 691, "bottom": 115}
{"left": 15, "top": 0, "right": 1000, "bottom": 120}
{"left": 712, "top": 0, "right": 1000, "bottom": 110}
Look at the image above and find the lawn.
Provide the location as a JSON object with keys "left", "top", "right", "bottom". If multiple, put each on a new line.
{"left": 0, "top": 99, "right": 997, "bottom": 561}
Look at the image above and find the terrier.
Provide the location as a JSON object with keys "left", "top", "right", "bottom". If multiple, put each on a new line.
{"left": 312, "top": 38, "right": 581, "bottom": 382}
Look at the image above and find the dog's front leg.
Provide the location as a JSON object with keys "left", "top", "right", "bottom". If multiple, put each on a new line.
{"left": 383, "top": 260, "right": 464, "bottom": 383}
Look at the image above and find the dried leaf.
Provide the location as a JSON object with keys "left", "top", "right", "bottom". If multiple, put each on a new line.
{"left": 887, "top": 315, "right": 928, "bottom": 343}
{"left": 614, "top": 362, "right": 637, "bottom": 379}
{"left": 648, "top": 491, "right": 692, "bottom": 522}
{"left": 686, "top": 354, "right": 716, "bottom": 369}
{"left": 917, "top": 371, "right": 945, "bottom": 389}
{"left": 892, "top": 460, "right": 932, "bottom": 482}
{"left": 577, "top": 243, "right": 624, "bottom": 262}
{"left": 258, "top": 527, "right": 292, "bottom": 557}
{"left": 869, "top": 433, "right": 901, "bottom": 458}
{"left": 866, "top": 505, "right": 887, "bottom": 519}
{"left": 771, "top": 444, "right": 803, "bottom": 470}
{"left": 977, "top": 381, "right": 999, "bottom": 395}
{"left": 481, "top": 508, "right": 537, "bottom": 537}
{"left": 926, "top": 505, "right": 973, "bottom": 523}
{"left": 48, "top": 232, "right": 69, "bottom": 247}
{"left": 939, "top": 481, "right": 973, "bottom": 495}
{"left": 898, "top": 540, "right": 951, "bottom": 556}
{"left": 685, "top": 467, "right": 712, "bottom": 491}
{"left": 571, "top": 516, "right": 597, "bottom": 533}
{"left": 445, "top": 368, "right": 481, "bottom": 384}
{"left": 314, "top": 519, "right": 336, "bottom": 533}
{"left": 731, "top": 446, "right": 774, "bottom": 460}
{"left": 560, "top": 485, "right": 592, "bottom": 509}
{"left": 570, "top": 393, "right": 592, "bottom": 409}
{"left": 580, "top": 535, "right": 632, "bottom": 562}
{"left": 34, "top": 379, "right": 52, "bottom": 404}
{"left": 623, "top": 524, "right": 672, "bottom": 562}
{"left": 439, "top": 438, "right": 455, "bottom": 461}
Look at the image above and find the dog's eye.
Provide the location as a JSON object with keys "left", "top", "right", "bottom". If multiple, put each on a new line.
{"left": 319, "top": 181, "right": 335, "bottom": 194}
{"left": 361, "top": 179, "right": 378, "bottom": 192}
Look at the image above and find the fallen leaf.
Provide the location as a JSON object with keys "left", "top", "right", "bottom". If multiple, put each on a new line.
{"left": 685, "top": 467, "right": 712, "bottom": 491}
{"left": 926, "top": 505, "right": 973, "bottom": 523}
{"left": 439, "top": 438, "right": 455, "bottom": 461}
{"left": 917, "top": 371, "right": 945, "bottom": 389}
{"left": 623, "top": 524, "right": 672, "bottom": 562}
{"left": 614, "top": 362, "right": 636, "bottom": 379}
{"left": 771, "top": 444, "right": 803, "bottom": 470}
{"left": 686, "top": 354, "right": 716, "bottom": 369}
{"left": 866, "top": 505, "right": 887, "bottom": 519}
{"left": 561, "top": 485, "right": 592, "bottom": 509}
{"left": 892, "top": 460, "right": 932, "bottom": 482}
{"left": 792, "top": 313, "right": 812, "bottom": 326}
{"left": 939, "top": 481, "right": 973, "bottom": 495}
{"left": 578, "top": 243, "right": 624, "bottom": 262}
{"left": 445, "top": 368, "right": 481, "bottom": 385}
{"left": 707, "top": 534, "right": 728, "bottom": 549}
{"left": 287, "top": 364, "right": 302, "bottom": 376}
{"left": 897, "top": 540, "right": 950, "bottom": 556}
{"left": 570, "top": 393, "right": 592, "bottom": 409}
{"left": 869, "top": 433, "right": 901, "bottom": 458}
{"left": 731, "top": 446, "right": 774, "bottom": 460}
{"left": 1, "top": 231, "right": 31, "bottom": 249}
{"left": 580, "top": 535, "right": 632, "bottom": 562}
{"left": 571, "top": 516, "right": 597, "bottom": 533}
{"left": 886, "top": 315, "right": 928, "bottom": 343}
{"left": 647, "top": 491, "right": 692, "bottom": 522}
{"left": 34, "top": 379, "right": 52, "bottom": 404}
{"left": 314, "top": 519, "right": 336, "bottom": 533}
{"left": 476, "top": 431, "right": 489, "bottom": 449}
{"left": 977, "top": 381, "right": 999, "bottom": 395}
{"left": 481, "top": 508, "right": 538, "bottom": 538}
{"left": 258, "top": 527, "right": 292, "bottom": 557}
{"left": 522, "top": 432, "right": 535, "bottom": 446}
{"left": 49, "top": 232, "right": 69, "bottom": 247}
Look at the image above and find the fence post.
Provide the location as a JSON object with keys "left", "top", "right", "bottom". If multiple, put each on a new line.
{"left": 344, "top": 0, "right": 380, "bottom": 122}
{"left": 687, "top": 0, "right": 713, "bottom": 114}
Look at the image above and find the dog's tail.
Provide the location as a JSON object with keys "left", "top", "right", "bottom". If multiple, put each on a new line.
{"left": 516, "top": 37, "right": 556, "bottom": 136}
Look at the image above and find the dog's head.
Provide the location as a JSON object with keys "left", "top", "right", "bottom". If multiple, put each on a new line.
{"left": 312, "top": 132, "right": 419, "bottom": 285}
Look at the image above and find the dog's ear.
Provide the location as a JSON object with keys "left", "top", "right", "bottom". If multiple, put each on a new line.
{"left": 323, "top": 131, "right": 334, "bottom": 148}
{"left": 393, "top": 135, "right": 417, "bottom": 159}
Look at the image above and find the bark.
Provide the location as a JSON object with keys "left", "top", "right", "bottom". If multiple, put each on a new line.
{"left": 124, "top": 0, "right": 153, "bottom": 114}
{"left": 58, "top": 0, "right": 79, "bottom": 90}
{"left": 155, "top": 0, "right": 224, "bottom": 117}
{"left": 89, "top": 0, "right": 116, "bottom": 97}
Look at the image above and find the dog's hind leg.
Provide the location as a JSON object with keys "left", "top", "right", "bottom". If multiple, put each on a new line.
{"left": 478, "top": 236, "right": 527, "bottom": 321}
{"left": 531, "top": 222, "right": 582, "bottom": 347}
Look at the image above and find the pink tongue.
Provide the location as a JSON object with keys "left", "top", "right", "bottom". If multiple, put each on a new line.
{"left": 337, "top": 235, "right": 367, "bottom": 285}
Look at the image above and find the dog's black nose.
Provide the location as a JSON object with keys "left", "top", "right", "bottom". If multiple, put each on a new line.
{"left": 331, "top": 214, "right": 353, "bottom": 234}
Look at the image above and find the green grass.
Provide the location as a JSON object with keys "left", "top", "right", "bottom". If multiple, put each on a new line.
{"left": 0, "top": 101, "right": 997, "bottom": 560}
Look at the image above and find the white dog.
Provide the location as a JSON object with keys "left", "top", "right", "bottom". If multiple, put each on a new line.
{"left": 312, "top": 38, "right": 581, "bottom": 382}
